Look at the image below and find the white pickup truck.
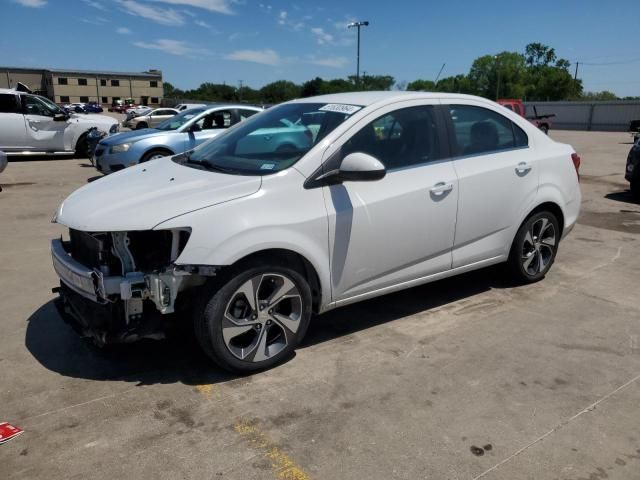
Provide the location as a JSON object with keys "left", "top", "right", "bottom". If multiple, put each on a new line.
{"left": 0, "top": 88, "right": 119, "bottom": 157}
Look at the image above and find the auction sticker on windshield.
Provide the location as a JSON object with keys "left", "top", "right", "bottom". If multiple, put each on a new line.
{"left": 319, "top": 104, "right": 362, "bottom": 115}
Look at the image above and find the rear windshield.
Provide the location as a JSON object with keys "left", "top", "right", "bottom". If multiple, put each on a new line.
{"left": 176, "top": 102, "right": 361, "bottom": 175}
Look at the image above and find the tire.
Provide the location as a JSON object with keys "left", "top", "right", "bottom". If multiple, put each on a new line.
{"left": 631, "top": 178, "right": 640, "bottom": 200}
{"left": 539, "top": 124, "right": 549, "bottom": 135}
{"left": 135, "top": 122, "right": 148, "bottom": 130}
{"left": 74, "top": 133, "right": 89, "bottom": 158}
{"left": 140, "top": 149, "right": 172, "bottom": 163}
{"left": 193, "top": 262, "right": 312, "bottom": 373}
{"left": 508, "top": 211, "right": 560, "bottom": 284}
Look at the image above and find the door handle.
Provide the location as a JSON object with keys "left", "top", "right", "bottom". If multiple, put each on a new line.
{"left": 515, "top": 162, "right": 532, "bottom": 175}
{"left": 429, "top": 182, "right": 454, "bottom": 195}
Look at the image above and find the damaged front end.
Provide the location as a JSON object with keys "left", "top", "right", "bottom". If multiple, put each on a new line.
{"left": 51, "top": 228, "right": 212, "bottom": 345}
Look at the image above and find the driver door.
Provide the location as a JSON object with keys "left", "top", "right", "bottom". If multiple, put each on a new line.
{"left": 322, "top": 101, "right": 459, "bottom": 303}
{"left": 21, "top": 94, "right": 67, "bottom": 152}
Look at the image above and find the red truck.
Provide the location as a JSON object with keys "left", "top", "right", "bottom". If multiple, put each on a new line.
{"left": 497, "top": 99, "right": 555, "bottom": 135}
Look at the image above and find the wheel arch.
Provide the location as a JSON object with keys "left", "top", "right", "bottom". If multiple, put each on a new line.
{"left": 221, "top": 248, "right": 323, "bottom": 314}
{"left": 521, "top": 201, "right": 565, "bottom": 237}
{"left": 141, "top": 146, "right": 175, "bottom": 162}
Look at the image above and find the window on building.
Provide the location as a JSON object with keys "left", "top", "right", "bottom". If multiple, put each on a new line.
{"left": 112, "top": 97, "right": 120, "bottom": 102}
{"left": 100, "top": 79, "right": 107, "bottom": 86}
{"left": 111, "top": 79, "right": 120, "bottom": 87}
{"left": 0, "top": 93, "right": 19, "bottom": 113}
{"left": 101, "top": 96, "right": 108, "bottom": 104}
{"left": 60, "top": 96, "right": 70, "bottom": 103}
{"left": 150, "top": 97, "right": 159, "bottom": 104}
{"left": 150, "top": 81, "right": 158, "bottom": 88}
{"left": 58, "top": 78, "right": 68, "bottom": 85}
{"left": 78, "top": 78, "right": 88, "bottom": 86}
{"left": 80, "top": 96, "right": 89, "bottom": 103}
{"left": 447, "top": 105, "right": 529, "bottom": 156}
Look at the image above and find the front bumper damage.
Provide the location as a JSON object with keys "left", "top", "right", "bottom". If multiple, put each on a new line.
{"left": 51, "top": 235, "right": 208, "bottom": 345}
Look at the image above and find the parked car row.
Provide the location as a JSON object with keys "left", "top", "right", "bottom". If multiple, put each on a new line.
{"left": 62, "top": 102, "right": 104, "bottom": 114}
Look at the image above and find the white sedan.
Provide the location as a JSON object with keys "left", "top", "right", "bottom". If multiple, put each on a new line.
{"left": 52, "top": 91, "right": 581, "bottom": 372}
{"left": 124, "top": 108, "right": 178, "bottom": 129}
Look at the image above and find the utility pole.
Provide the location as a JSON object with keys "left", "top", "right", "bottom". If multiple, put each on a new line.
{"left": 574, "top": 62, "right": 580, "bottom": 80}
{"left": 348, "top": 21, "right": 369, "bottom": 88}
{"left": 435, "top": 63, "right": 446, "bottom": 86}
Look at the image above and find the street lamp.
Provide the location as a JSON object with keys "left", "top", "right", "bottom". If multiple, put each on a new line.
{"left": 494, "top": 54, "right": 501, "bottom": 100}
{"left": 348, "top": 21, "right": 369, "bottom": 88}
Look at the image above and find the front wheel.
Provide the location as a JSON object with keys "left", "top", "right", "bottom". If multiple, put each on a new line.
{"left": 135, "top": 122, "right": 148, "bottom": 130}
{"left": 194, "top": 264, "right": 312, "bottom": 373}
{"left": 508, "top": 211, "right": 560, "bottom": 284}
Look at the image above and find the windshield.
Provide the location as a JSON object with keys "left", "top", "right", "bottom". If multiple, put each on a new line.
{"left": 178, "top": 102, "right": 361, "bottom": 175}
{"left": 155, "top": 108, "right": 207, "bottom": 131}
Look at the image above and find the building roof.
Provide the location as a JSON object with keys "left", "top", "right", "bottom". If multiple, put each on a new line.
{"left": 0, "top": 66, "right": 162, "bottom": 78}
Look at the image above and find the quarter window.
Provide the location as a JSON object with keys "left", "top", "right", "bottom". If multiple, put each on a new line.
{"left": 448, "top": 105, "right": 528, "bottom": 156}
{"left": 0, "top": 93, "right": 19, "bottom": 113}
{"left": 343, "top": 105, "right": 442, "bottom": 170}
{"left": 238, "top": 109, "right": 259, "bottom": 120}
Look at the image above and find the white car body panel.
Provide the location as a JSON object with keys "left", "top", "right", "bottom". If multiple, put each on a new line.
{"left": 54, "top": 91, "right": 581, "bottom": 315}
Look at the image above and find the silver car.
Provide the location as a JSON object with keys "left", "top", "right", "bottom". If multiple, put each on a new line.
{"left": 94, "top": 105, "right": 262, "bottom": 173}
{"left": 124, "top": 108, "right": 179, "bottom": 129}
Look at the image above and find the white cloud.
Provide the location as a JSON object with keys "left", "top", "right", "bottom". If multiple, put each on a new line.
{"left": 225, "top": 49, "right": 281, "bottom": 65}
{"left": 133, "top": 38, "right": 211, "bottom": 56}
{"left": 14, "top": 0, "right": 47, "bottom": 7}
{"left": 80, "top": 16, "right": 108, "bottom": 25}
{"left": 81, "top": 0, "right": 106, "bottom": 10}
{"left": 147, "top": 0, "right": 233, "bottom": 14}
{"left": 278, "top": 10, "right": 287, "bottom": 24}
{"left": 116, "top": 27, "right": 132, "bottom": 34}
{"left": 118, "top": 0, "right": 185, "bottom": 26}
{"left": 194, "top": 19, "right": 213, "bottom": 29}
{"left": 309, "top": 56, "right": 349, "bottom": 68}
{"left": 311, "top": 27, "right": 333, "bottom": 45}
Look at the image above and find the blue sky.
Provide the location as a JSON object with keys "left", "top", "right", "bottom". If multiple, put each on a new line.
{"left": 3, "top": 0, "right": 640, "bottom": 96}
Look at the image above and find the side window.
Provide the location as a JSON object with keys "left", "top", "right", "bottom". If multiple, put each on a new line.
{"left": 343, "top": 105, "right": 442, "bottom": 170}
{"left": 0, "top": 94, "right": 19, "bottom": 113}
{"left": 196, "top": 110, "right": 232, "bottom": 130}
{"left": 237, "top": 109, "right": 259, "bottom": 121}
{"left": 22, "top": 95, "right": 54, "bottom": 117}
{"left": 448, "top": 105, "right": 528, "bottom": 156}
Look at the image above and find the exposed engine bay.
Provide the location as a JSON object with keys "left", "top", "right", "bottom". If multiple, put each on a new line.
{"left": 52, "top": 228, "right": 213, "bottom": 345}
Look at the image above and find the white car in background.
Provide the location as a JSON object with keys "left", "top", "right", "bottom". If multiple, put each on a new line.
{"left": 124, "top": 107, "right": 179, "bottom": 129}
{"left": 175, "top": 103, "right": 207, "bottom": 111}
{"left": 51, "top": 91, "right": 581, "bottom": 373}
{"left": 0, "top": 88, "right": 118, "bottom": 157}
{"left": 124, "top": 105, "right": 153, "bottom": 121}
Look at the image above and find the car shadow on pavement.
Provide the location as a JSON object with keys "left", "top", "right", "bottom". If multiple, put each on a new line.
{"left": 25, "top": 266, "right": 515, "bottom": 386}
{"left": 605, "top": 190, "right": 640, "bottom": 206}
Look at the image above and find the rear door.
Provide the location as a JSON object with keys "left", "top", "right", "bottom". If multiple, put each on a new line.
{"left": 0, "top": 92, "right": 28, "bottom": 151}
{"left": 444, "top": 102, "right": 539, "bottom": 267}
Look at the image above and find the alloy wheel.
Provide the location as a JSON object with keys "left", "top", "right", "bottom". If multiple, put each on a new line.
{"left": 222, "top": 273, "right": 303, "bottom": 362}
{"left": 521, "top": 217, "right": 556, "bottom": 276}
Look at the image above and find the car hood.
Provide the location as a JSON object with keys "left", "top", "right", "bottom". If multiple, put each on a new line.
{"left": 69, "top": 113, "right": 117, "bottom": 127}
{"left": 55, "top": 157, "right": 262, "bottom": 231}
{"left": 99, "top": 128, "right": 167, "bottom": 145}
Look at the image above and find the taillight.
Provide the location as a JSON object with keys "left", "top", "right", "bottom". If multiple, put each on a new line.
{"left": 571, "top": 153, "right": 581, "bottom": 180}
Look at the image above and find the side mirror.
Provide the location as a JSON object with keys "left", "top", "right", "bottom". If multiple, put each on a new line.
{"left": 337, "top": 152, "right": 386, "bottom": 182}
{"left": 189, "top": 124, "right": 201, "bottom": 133}
{"left": 53, "top": 113, "right": 67, "bottom": 122}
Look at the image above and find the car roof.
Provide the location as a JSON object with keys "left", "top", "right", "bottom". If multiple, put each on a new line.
{"left": 291, "top": 91, "right": 485, "bottom": 107}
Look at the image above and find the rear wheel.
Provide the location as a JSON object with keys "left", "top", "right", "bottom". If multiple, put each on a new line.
{"left": 194, "top": 264, "right": 312, "bottom": 373}
{"left": 508, "top": 211, "right": 559, "bottom": 284}
{"left": 74, "top": 133, "right": 89, "bottom": 158}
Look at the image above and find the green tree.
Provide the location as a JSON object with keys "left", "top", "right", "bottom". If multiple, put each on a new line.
{"left": 407, "top": 79, "right": 437, "bottom": 91}
{"left": 259, "top": 80, "right": 301, "bottom": 104}
{"left": 581, "top": 91, "right": 619, "bottom": 101}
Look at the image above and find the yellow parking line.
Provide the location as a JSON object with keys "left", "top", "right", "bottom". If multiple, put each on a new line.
{"left": 234, "top": 420, "right": 310, "bottom": 480}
